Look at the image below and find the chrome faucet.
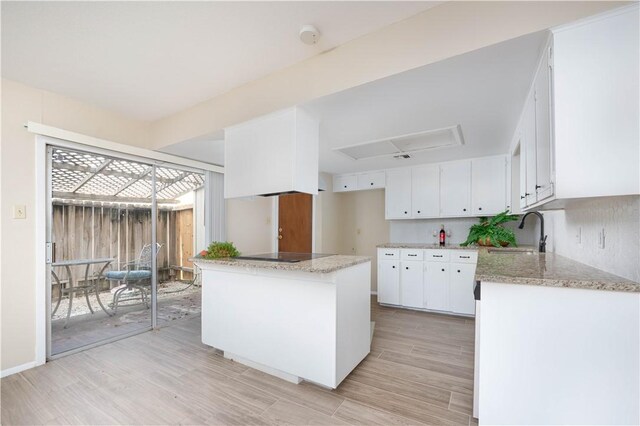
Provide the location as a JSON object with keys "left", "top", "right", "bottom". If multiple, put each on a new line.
{"left": 518, "top": 211, "right": 547, "bottom": 253}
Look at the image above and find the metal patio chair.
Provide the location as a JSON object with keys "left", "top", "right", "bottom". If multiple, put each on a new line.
{"left": 106, "top": 243, "right": 162, "bottom": 313}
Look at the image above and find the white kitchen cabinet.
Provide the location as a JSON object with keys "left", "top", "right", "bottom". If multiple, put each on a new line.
{"left": 522, "top": 93, "right": 538, "bottom": 207}
{"left": 450, "top": 263, "right": 476, "bottom": 315}
{"left": 534, "top": 44, "right": 553, "bottom": 203}
{"left": 357, "top": 171, "right": 385, "bottom": 190}
{"left": 471, "top": 156, "right": 507, "bottom": 215}
{"left": 400, "top": 261, "right": 423, "bottom": 308}
{"left": 385, "top": 169, "right": 412, "bottom": 219}
{"left": 440, "top": 161, "right": 471, "bottom": 217}
{"left": 333, "top": 174, "right": 357, "bottom": 192}
{"left": 411, "top": 164, "right": 439, "bottom": 218}
{"left": 378, "top": 260, "right": 400, "bottom": 305}
{"left": 424, "top": 262, "right": 450, "bottom": 311}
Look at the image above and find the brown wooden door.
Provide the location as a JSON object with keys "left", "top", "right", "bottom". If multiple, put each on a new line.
{"left": 278, "top": 193, "right": 312, "bottom": 253}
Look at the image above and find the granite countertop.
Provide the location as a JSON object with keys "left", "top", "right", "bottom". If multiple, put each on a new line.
{"left": 377, "top": 242, "right": 639, "bottom": 293}
{"left": 475, "top": 250, "right": 640, "bottom": 292}
{"left": 192, "top": 254, "right": 371, "bottom": 274}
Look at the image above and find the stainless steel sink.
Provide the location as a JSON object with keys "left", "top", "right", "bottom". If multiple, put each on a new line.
{"left": 487, "top": 248, "right": 537, "bottom": 255}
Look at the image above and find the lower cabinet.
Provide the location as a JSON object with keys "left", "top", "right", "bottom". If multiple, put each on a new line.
{"left": 378, "top": 260, "right": 400, "bottom": 305}
{"left": 450, "top": 263, "right": 476, "bottom": 315}
{"left": 400, "top": 261, "right": 424, "bottom": 308}
{"left": 424, "top": 262, "right": 450, "bottom": 311}
{"left": 378, "top": 248, "right": 477, "bottom": 316}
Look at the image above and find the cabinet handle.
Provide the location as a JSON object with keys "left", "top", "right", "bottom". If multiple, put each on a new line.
{"left": 385, "top": 253, "right": 393, "bottom": 256}
{"left": 460, "top": 255, "right": 470, "bottom": 259}
{"left": 344, "top": 185, "right": 347, "bottom": 188}
{"left": 417, "top": 210, "right": 421, "bottom": 214}
{"left": 457, "top": 269, "right": 461, "bottom": 273}
{"left": 525, "top": 193, "right": 531, "bottom": 196}
{"left": 441, "top": 268, "right": 445, "bottom": 272}
{"left": 405, "top": 267, "right": 409, "bottom": 270}
{"left": 535, "top": 185, "right": 542, "bottom": 189}
{"left": 520, "top": 195, "right": 526, "bottom": 199}
{"left": 408, "top": 254, "right": 417, "bottom": 257}
{"left": 370, "top": 182, "right": 374, "bottom": 186}
{"left": 404, "top": 211, "right": 408, "bottom": 214}
{"left": 478, "top": 207, "right": 482, "bottom": 211}
{"left": 433, "top": 255, "right": 443, "bottom": 258}
{"left": 463, "top": 208, "right": 467, "bottom": 212}
{"left": 392, "top": 266, "right": 396, "bottom": 269}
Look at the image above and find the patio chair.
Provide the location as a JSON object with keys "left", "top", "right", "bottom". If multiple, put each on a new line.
{"left": 106, "top": 243, "right": 162, "bottom": 313}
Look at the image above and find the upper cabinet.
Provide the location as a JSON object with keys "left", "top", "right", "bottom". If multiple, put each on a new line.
{"left": 385, "top": 169, "right": 412, "bottom": 219}
{"left": 440, "top": 161, "right": 471, "bottom": 217}
{"left": 516, "top": 5, "right": 639, "bottom": 209}
{"left": 382, "top": 155, "right": 507, "bottom": 220}
{"left": 411, "top": 164, "right": 440, "bottom": 218}
{"left": 471, "top": 156, "right": 507, "bottom": 216}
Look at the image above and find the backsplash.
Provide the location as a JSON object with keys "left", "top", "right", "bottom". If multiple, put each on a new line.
{"left": 389, "top": 217, "right": 538, "bottom": 246}
{"left": 543, "top": 196, "right": 640, "bottom": 282}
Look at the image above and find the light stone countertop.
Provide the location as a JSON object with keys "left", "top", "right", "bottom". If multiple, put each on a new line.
{"left": 192, "top": 254, "right": 371, "bottom": 274}
{"left": 377, "top": 243, "right": 640, "bottom": 293}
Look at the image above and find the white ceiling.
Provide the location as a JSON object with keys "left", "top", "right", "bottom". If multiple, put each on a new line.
{"left": 161, "top": 31, "right": 547, "bottom": 175}
{"left": 303, "top": 30, "right": 548, "bottom": 174}
{"left": 1, "top": 1, "right": 439, "bottom": 121}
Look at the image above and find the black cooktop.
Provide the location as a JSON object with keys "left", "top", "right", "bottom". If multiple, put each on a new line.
{"left": 235, "top": 252, "right": 333, "bottom": 263}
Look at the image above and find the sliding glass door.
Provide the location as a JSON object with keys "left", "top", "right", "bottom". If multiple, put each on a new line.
{"left": 46, "top": 144, "right": 206, "bottom": 358}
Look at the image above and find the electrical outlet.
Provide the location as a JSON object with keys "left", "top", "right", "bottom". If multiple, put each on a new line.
{"left": 13, "top": 205, "right": 26, "bottom": 219}
{"left": 575, "top": 227, "right": 582, "bottom": 244}
{"left": 598, "top": 228, "right": 606, "bottom": 249}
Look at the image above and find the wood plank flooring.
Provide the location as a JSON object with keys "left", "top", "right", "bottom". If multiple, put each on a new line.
{"left": 1, "top": 298, "right": 477, "bottom": 425}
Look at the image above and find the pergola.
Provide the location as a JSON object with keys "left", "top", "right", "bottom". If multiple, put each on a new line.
{"left": 51, "top": 147, "right": 204, "bottom": 205}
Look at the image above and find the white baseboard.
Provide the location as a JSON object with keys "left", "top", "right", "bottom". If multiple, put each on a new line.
{"left": 1, "top": 361, "right": 37, "bottom": 378}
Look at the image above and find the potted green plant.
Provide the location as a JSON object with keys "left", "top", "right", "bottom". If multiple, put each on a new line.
{"left": 461, "top": 210, "right": 519, "bottom": 247}
{"left": 199, "top": 241, "right": 240, "bottom": 259}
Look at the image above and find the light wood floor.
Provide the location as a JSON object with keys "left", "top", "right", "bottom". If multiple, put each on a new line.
{"left": 1, "top": 298, "right": 478, "bottom": 425}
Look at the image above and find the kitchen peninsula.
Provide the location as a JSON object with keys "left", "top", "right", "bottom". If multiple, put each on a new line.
{"left": 192, "top": 254, "right": 371, "bottom": 389}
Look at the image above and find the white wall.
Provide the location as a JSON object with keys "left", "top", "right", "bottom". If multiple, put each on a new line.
{"left": 1, "top": 79, "right": 150, "bottom": 372}
{"left": 544, "top": 196, "right": 640, "bottom": 282}
{"left": 225, "top": 197, "right": 274, "bottom": 255}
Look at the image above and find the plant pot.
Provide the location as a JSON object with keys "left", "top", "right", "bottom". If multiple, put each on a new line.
{"left": 477, "top": 238, "right": 509, "bottom": 247}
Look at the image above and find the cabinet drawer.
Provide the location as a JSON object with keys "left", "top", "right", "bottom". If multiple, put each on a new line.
{"left": 357, "top": 172, "right": 385, "bottom": 190}
{"left": 451, "top": 251, "right": 478, "bottom": 264}
{"left": 401, "top": 249, "right": 424, "bottom": 261}
{"left": 378, "top": 248, "right": 399, "bottom": 259}
{"left": 424, "top": 250, "right": 450, "bottom": 262}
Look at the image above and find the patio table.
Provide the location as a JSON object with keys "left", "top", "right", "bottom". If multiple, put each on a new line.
{"left": 51, "top": 258, "right": 115, "bottom": 328}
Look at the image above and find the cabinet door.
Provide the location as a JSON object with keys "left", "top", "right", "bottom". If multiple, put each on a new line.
{"left": 424, "top": 262, "right": 450, "bottom": 311}
{"left": 471, "top": 156, "right": 507, "bottom": 215}
{"left": 400, "top": 261, "right": 423, "bottom": 308}
{"left": 333, "top": 175, "right": 357, "bottom": 192}
{"left": 411, "top": 165, "right": 439, "bottom": 218}
{"left": 534, "top": 45, "right": 553, "bottom": 202}
{"left": 518, "top": 133, "right": 528, "bottom": 210}
{"left": 357, "top": 172, "right": 385, "bottom": 190}
{"left": 450, "top": 263, "right": 476, "bottom": 315}
{"left": 523, "top": 93, "right": 538, "bottom": 206}
{"left": 385, "top": 169, "right": 412, "bottom": 219}
{"left": 440, "top": 161, "right": 471, "bottom": 217}
{"left": 378, "top": 260, "right": 400, "bottom": 305}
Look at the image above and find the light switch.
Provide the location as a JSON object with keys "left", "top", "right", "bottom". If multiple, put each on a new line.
{"left": 13, "top": 205, "right": 26, "bottom": 219}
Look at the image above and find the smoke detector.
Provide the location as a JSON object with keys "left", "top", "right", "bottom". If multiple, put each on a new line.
{"left": 299, "top": 25, "right": 320, "bottom": 45}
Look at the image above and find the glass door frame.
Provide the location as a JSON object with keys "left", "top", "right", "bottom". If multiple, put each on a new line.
{"left": 44, "top": 140, "right": 207, "bottom": 360}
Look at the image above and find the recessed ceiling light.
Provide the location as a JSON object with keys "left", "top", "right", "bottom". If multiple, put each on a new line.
{"left": 299, "top": 25, "right": 320, "bottom": 45}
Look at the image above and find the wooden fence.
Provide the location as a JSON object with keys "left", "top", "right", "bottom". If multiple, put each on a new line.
{"left": 51, "top": 203, "right": 194, "bottom": 292}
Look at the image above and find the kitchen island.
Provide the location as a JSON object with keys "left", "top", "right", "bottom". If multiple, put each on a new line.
{"left": 192, "top": 254, "right": 371, "bottom": 389}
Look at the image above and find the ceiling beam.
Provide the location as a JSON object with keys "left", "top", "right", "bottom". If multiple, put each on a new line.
{"left": 69, "top": 159, "right": 112, "bottom": 193}
{"left": 113, "top": 166, "right": 153, "bottom": 196}
{"left": 53, "top": 162, "right": 174, "bottom": 184}
{"left": 52, "top": 191, "right": 179, "bottom": 204}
